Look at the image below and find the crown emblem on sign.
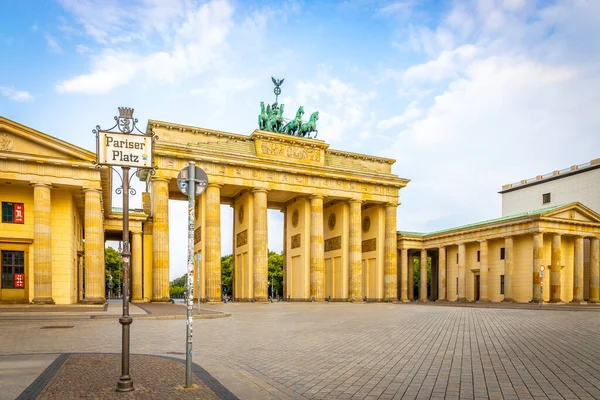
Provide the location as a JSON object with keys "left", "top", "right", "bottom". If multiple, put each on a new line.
{"left": 118, "top": 107, "right": 134, "bottom": 119}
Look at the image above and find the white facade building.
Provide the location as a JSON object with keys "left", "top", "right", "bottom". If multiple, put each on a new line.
{"left": 501, "top": 158, "right": 600, "bottom": 216}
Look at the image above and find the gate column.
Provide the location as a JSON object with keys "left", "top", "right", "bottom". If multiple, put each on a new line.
{"left": 253, "top": 188, "right": 268, "bottom": 301}
{"left": 384, "top": 203, "right": 398, "bottom": 301}
{"left": 310, "top": 195, "right": 324, "bottom": 300}
{"left": 348, "top": 199, "right": 362, "bottom": 301}
{"left": 206, "top": 183, "right": 222, "bottom": 302}
{"left": 151, "top": 177, "right": 170, "bottom": 302}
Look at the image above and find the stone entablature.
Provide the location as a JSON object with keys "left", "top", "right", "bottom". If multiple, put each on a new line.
{"left": 397, "top": 203, "right": 600, "bottom": 249}
{"left": 145, "top": 120, "right": 404, "bottom": 200}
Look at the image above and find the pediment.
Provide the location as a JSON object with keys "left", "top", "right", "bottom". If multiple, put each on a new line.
{"left": 540, "top": 203, "right": 600, "bottom": 223}
{"left": 0, "top": 117, "right": 95, "bottom": 163}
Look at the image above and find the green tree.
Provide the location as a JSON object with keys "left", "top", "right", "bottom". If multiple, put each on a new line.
{"left": 105, "top": 247, "right": 122, "bottom": 297}
{"left": 268, "top": 251, "right": 283, "bottom": 298}
{"left": 413, "top": 256, "right": 432, "bottom": 297}
{"left": 170, "top": 273, "right": 187, "bottom": 298}
{"left": 221, "top": 254, "right": 233, "bottom": 295}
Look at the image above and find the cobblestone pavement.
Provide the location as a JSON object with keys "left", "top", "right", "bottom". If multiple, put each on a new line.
{"left": 28, "top": 354, "right": 227, "bottom": 400}
{"left": 2, "top": 303, "right": 600, "bottom": 399}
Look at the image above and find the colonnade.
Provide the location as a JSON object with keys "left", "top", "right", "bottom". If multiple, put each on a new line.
{"left": 149, "top": 176, "right": 399, "bottom": 302}
{"left": 401, "top": 232, "right": 600, "bottom": 303}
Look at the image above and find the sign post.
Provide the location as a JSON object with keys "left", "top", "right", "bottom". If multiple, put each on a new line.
{"left": 94, "top": 107, "right": 156, "bottom": 393}
{"left": 178, "top": 162, "right": 208, "bottom": 388}
{"left": 539, "top": 265, "right": 545, "bottom": 307}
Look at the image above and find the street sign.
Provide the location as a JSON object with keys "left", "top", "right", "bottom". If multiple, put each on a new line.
{"left": 97, "top": 131, "right": 153, "bottom": 168}
{"left": 177, "top": 166, "right": 208, "bottom": 196}
{"left": 540, "top": 265, "right": 545, "bottom": 272}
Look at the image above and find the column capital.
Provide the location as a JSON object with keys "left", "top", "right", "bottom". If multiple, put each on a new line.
{"left": 207, "top": 183, "right": 223, "bottom": 188}
{"left": 31, "top": 182, "right": 52, "bottom": 189}
{"left": 309, "top": 194, "right": 324, "bottom": 200}
{"left": 348, "top": 198, "right": 363, "bottom": 204}
{"left": 251, "top": 187, "right": 269, "bottom": 194}
{"left": 478, "top": 239, "right": 488, "bottom": 244}
{"left": 385, "top": 202, "right": 399, "bottom": 208}
{"left": 151, "top": 176, "right": 170, "bottom": 183}
{"left": 82, "top": 187, "right": 102, "bottom": 194}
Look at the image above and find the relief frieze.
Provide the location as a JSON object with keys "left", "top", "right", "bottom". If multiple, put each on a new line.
{"left": 362, "top": 238, "right": 376, "bottom": 253}
{"left": 236, "top": 229, "right": 248, "bottom": 247}
{"left": 325, "top": 236, "right": 341, "bottom": 252}
{"left": 260, "top": 142, "right": 320, "bottom": 162}
{"left": 0, "top": 133, "right": 14, "bottom": 151}
{"left": 291, "top": 234, "right": 301, "bottom": 249}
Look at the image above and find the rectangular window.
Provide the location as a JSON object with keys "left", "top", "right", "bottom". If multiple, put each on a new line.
{"left": 1, "top": 251, "right": 25, "bottom": 288}
{"left": 456, "top": 253, "right": 459, "bottom": 263}
{"left": 477, "top": 251, "right": 480, "bottom": 262}
{"left": 542, "top": 193, "right": 551, "bottom": 204}
{"left": 1, "top": 202, "right": 24, "bottom": 224}
{"left": 500, "top": 274, "right": 505, "bottom": 295}
{"left": 500, "top": 247, "right": 505, "bottom": 260}
{"left": 456, "top": 278, "right": 458, "bottom": 295}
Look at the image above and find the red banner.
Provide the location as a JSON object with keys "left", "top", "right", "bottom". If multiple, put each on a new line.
{"left": 13, "top": 203, "right": 24, "bottom": 224}
{"left": 14, "top": 274, "right": 24, "bottom": 288}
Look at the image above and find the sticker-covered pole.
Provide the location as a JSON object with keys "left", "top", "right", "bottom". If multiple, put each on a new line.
{"left": 185, "top": 161, "right": 196, "bottom": 388}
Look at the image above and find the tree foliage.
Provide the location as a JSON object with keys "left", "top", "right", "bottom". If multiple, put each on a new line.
{"left": 413, "top": 256, "right": 432, "bottom": 296}
{"left": 169, "top": 250, "right": 284, "bottom": 298}
{"left": 268, "top": 251, "right": 283, "bottom": 297}
{"left": 105, "top": 247, "right": 122, "bottom": 297}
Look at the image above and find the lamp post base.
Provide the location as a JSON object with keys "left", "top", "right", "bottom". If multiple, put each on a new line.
{"left": 117, "top": 377, "right": 134, "bottom": 392}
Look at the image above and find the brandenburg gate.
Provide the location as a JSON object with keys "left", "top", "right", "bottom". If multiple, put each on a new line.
{"left": 138, "top": 118, "right": 408, "bottom": 302}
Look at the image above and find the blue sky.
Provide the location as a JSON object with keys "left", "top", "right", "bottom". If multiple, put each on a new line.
{"left": 2, "top": 0, "right": 600, "bottom": 279}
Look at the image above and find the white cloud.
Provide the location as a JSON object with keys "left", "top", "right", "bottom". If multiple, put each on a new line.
{"left": 378, "top": 101, "right": 422, "bottom": 129}
{"left": 294, "top": 75, "right": 376, "bottom": 143}
{"left": 75, "top": 44, "right": 91, "bottom": 54}
{"left": 0, "top": 86, "right": 34, "bottom": 102}
{"left": 45, "top": 34, "right": 63, "bottom": 53}
{"left": 390, "top": 0, "right": 600, "bottom": 233}
{"left": 403, "top": 44, "right": 478, "bottom": 84}
{"left": 55, "top": 0, "right": 234, "bottom": 94}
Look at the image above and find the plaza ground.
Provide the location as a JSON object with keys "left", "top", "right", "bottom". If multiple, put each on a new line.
{"left": 1, "top": 303, "right": 600, "bottom": 399}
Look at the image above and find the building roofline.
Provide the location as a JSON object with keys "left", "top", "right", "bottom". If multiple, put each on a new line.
{"left": 398, "top": 202, "right": 576, "bottom": 238}
{"left": 499, "top": 158, "right": 600, "bottom": 193}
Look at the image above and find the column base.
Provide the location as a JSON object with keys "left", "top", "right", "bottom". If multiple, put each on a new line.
{"left": 419, "top": 299, "right": 429, "bottom": 303}
{"left": 151, "top": 297, "right": 172, "bottom": 303}
{"left": 548, "top": 299, "right": 564, "bottom": 304}
{"left": 457, "top": 297, "right": 467, "bottom": 302}
{"left": 81, "top": 297, "right": 105, "bottom": 305}
{"left": 400, "top": 298, "right": 410, "bottom": 303}
{"left": 435, "top": 299, "right": 448, "bottom": 302}
{"left": 32, "top": 297, "right": 55, "bottom": 305}
{"left": 477, "top": 298, "right": 490, "bottom": 303}
{"left": 502, "top": 298, "right": 515, "bottom": 303}
{"left": 570, "top": 300, "right": 587, "bottom": 304}
{"left": 588, "top": 299, "right": 600, "bottom": 303}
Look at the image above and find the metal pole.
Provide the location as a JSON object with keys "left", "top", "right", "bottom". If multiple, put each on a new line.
{"left": 117, "top": 166, "right": 134, "bottom": 392}
{"left": 185, "top": 162, "right": 196, "bottom": 387}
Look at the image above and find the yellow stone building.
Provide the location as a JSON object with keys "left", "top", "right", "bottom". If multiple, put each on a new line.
{"left": 397, "top": 203, "right": 600, "bottom": 303}
{"left": 3, "top": 114, "right": 600, "bottom": 305}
